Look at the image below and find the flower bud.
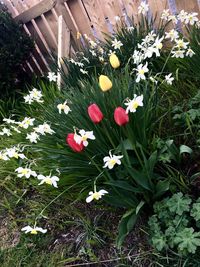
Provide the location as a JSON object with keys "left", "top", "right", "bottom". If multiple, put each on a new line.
{"left": 99, "top": 75, "right": 112, "bottom": 92}
{"left": 114, "top": 107, "right": 129, "bottom": 126}
{"left": 66, "top": 133, "right": 84, "bottom": 152}
{"left": 109, "top": 53, "right": 120, "bottom": 69}
{"left": 88, "top": 103, "right": 104, "bottom": 124}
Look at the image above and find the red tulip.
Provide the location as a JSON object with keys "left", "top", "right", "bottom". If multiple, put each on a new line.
{"left": 114, "top": 107, "right": 129, "bottom": 126}
{"left": 88, "top": 103, "right": 104, "bottom": 124}
{"left": 66, "top": 133, "right": 84, "bottom": 152}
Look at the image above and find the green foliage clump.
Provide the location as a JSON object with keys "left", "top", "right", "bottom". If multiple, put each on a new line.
{"left": 148, "top": 193, "right": 200, "bottom": 255}
{"left": 0, "top": 4, "right": 34, "bottom": 97}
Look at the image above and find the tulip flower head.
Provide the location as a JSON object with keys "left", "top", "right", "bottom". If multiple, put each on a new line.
{"left": 99, "top": 75, "right": 112, "bottom": 92}
{"left": 88, "top": 103, "right": 104, "bottom": 124}
{"left": 21, "top": 225, "right": 47, "bottom": 234}
{"left": 114, "top": 107, "right": 129, "bottom": 126}
{"left": 103, "top": 151, "right": 123, "bottom": 169}
{"left": 66, "top": 133, "right": 84, "bottom": 152}
{"left": 109, "top": 53, "right": 120, "bottom": 69}
{"left": 86, "top": 189, "right": 108, "bottom": 203}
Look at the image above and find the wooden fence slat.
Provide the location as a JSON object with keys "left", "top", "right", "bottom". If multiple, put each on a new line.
{"left": 3, "top": 0, "right": 200, "bottom": 77}
{"left": 57, "top": 15, "right": 70, "bottom": 88}
{"left": 14, "top": 0, "right": 56, "bottom": 22}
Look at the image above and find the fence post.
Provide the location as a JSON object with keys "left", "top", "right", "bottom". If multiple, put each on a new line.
{"left": 57, "top": 14, "right": 70, "bottom": 89}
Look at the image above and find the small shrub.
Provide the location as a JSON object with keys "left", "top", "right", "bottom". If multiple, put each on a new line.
{"left": 0, "top": 4, "right": 34, "bottom": 97}
{"left": 148, "top": 193, "right": 200, "bottom": 255}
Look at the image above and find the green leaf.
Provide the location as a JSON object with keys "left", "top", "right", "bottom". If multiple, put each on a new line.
{"left": 179, "top": 145, "right": 192, "bottom": 155}
{"left": 174, "top": 228, "right": 200, "bottom": 254}
{"left": 167, "top": 193, "right": 192, "bottom": 215}
{"left": 154, "top": 179, "right": 170, "bottom": 199}
{"left": 116, "top": 209, "right": 138, "bottom": 248}
{"left": 105, "top": 180, "right": 143, "bottom": 193}
{"left": 136, "top": 200, "right": 145, "bottom": 215}
{"left": 127, "top": 167, "right": 152, "bottom": 191}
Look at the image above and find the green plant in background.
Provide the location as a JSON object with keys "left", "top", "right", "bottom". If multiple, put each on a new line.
{"left": 148, "top": 193, "right": 200, "bottom": 255}
{"left": 0, "top": 3, "right": 34, "bottom": 98}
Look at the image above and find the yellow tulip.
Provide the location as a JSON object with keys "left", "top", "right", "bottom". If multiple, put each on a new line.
{"left": 109, "top": 53, "right": 120, "bottom": 69}
{"left": 99, "top": 75, "right": 112, "bottom": 92}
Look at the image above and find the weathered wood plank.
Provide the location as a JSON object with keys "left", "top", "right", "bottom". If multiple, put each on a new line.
{"left": 14, "top": 0, "right": 56, "bottom": 23}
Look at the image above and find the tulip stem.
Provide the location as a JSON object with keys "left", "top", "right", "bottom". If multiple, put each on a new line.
{"left": 102, "top": 122, "right": 116, "bottom": 148}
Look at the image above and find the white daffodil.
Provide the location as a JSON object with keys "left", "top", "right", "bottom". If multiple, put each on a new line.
{"left": 103, "top": 151, "right": 123, "bottom": 169}
{"left": 3, "top": 118, "right": 16, "bottom": 124}
{"left": 125, "top": 94, "right": 144, "bottom": 113}
{"left": 171, "top": 50, "right": 185, "bottom": 58}
{"left": 165, "top": 29, "right": 179, "bottom": 41}
{"left": 185, "top": 12, "right": 199, "bottom": 25}
{"left": 24, "top": 94, "right": 34, "bottom": 104}
{"left": 136, "top": 62, "right": 149, "bottom": 83}
{"left": 37, "top": 174, "right": 59, "bottom": 188}
{"left": 57, "top": 101, "right": 71, "bottom": 115}
{"left": 6, "top": 147, "right": 26, "bottom": 159}
{"left": 74, "top": 130, "right": 95, "bottom": 147}
{"left": 175, "top": 39, "right": 189, "bottom": 50}
{"left": 24, "top": 88, "right": 43, "bottom": 104}
{"left": 34, "top": 123, "right": 55, "bottom": 135}
{"left": 177, "top": 10, "right": 188, "bottom": 22}
{"left": 86, "top": 189, "right": 108, "bottom": 203}
{"left": 0, "top": 127, "right": 12, "bottom": 136}
{"left": 80, "top": 69, "right": 88, "bottom": 75}
{"left": 47, "top": 72, "right": 58, "bottom": 82}
{"left": 165, "top": 73, "right": 174, "bottom": 85}
{"left": 161, "top": 9, "right": 170, "bottom": 21}
{"left": 89, "top": 50, "right": 97, "bottom": 57}
{"left": 138, "top": 2, "right": 149, "bottom": 15}
{"left": 21, "top": 225, "right": 47, "bottom": 234}
{"left": 132, "top": 50, "right": 143, "bottom": 65}
{"left": 89, "top": 40, "right": 97, "bottom": 49}
{"left": 18, "top": 117, "right": 35, "bottom": 129}
{"left": 111, "top": 38, "right": 123, "bottom": 50}
{"left": 0, "top": 151, "right": 9, "bottom": 161}
{"left": 15, "top": 167, "right": 37, "bottom": 178}
{"left": 26, "top": 132, "right": 40, "bottom": 143}
{"left": 186, "top": 48, "right": 195, "bottom": 57}
{"left": 168, "top": 15, "right": 178, "bottom": 24}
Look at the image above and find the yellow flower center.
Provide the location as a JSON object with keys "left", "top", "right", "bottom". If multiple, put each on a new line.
{"left": 82, "top": 135, "right": 88, "bottom": 141}
{"left": 14, "top": 153, "right": 19, "bottom": 159}
{"left": 93, "top": 192, "right": 100, "bottom": 200}
{"left": 157, "top": 43, "right": 163, "bottom": 49}
{"left": 31, "top": 229, "right": 37, "bottom": 234}
{"left": 45, "top": 178, "right": 52, "bottom": 185}
{"left": 110, "top": 159, "right": 116, "bottom": 166}
{"left": 21, "top": 169, "right": 29, "bottom": 175}
{"left": 138, "top": 69, "right": 145, "bottom": 75}
{"left": 132, "top": 101, "right": 139, "bottom": 110}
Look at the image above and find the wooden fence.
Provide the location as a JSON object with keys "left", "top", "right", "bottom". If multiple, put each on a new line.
{"left": 2, "top": 0, "right": 200, "bottom": 76}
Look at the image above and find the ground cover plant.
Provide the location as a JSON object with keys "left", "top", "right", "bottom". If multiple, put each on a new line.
{"left": 1, "top": 2, "right": 200, "bottom": 266}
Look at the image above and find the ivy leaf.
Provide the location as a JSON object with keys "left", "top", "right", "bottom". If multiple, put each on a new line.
{"left": 167, "top": 192, "right": 191, "bottom": 215}
{"left": 174, "top": 228, "right": 200, "bottom": 254}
